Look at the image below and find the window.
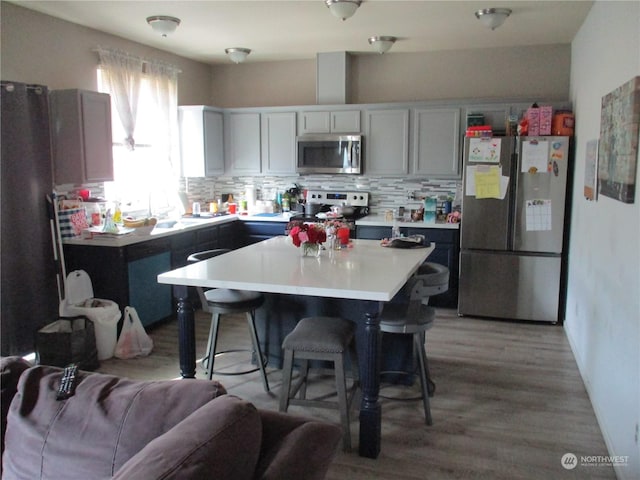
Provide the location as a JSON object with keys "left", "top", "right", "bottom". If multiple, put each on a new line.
{"left": 96, "top": 52, "right": 181, "bottom": 219}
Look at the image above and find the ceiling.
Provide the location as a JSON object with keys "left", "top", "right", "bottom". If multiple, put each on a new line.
{"left": 11, "top": 1, "right": 594, "bottom": 65}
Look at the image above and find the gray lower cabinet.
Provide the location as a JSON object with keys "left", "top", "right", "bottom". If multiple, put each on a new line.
{"left": 356, "top": 226, "right": 460, "bottom": 308}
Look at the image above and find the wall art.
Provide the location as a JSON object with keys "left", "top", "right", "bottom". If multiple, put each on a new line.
{"left": 598, "top": 76, "right": 639, "bottom": 203}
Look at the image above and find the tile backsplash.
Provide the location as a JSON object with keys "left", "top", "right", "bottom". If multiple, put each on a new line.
{"left": 179, "top": 175, "right": 461, "bottom": 214}
{"left": 56, "top": 175, "right": 461, "bottom": 218}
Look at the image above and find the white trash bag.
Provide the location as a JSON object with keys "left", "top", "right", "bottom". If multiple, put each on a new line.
{"left": 115, "top": 306, "right": 154, "bottom": 359}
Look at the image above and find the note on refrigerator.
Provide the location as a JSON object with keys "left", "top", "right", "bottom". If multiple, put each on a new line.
{"left": 466, "top": 165, "right": 509, "bottom": 199}
{"left": 521, "top": 140, "right": 549, "bottom": 173}
{"left": 474, "top": 165, "right": 501, "bottom": 199}
{"left": 525, "top": 199, "right": 552, "bottom": 231}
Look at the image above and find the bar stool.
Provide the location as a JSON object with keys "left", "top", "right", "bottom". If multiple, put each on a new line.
{"left": 379, "top": 263, "right": 449, "bottom": 425}
{"left": 279, "top": 317, "right": 359, "bottom": 452}
{"left": 187, "top": 249, "right": 269, "bottom": 392}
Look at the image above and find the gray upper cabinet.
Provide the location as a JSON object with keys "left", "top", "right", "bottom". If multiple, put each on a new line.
{"left": 299, "top": 110, "right": 361, "bottom": 134}
{"left": 261, "top": 112, "right": 297, "bottom": 175}
{"left": 225, "top": 112, "right": 261, "bottom": 175}
{"left": 50, "top": 89, "right": 114, "bottom": 184}
{"left": 364, "top": 108, "right": 410, "bottom": 175}
{"left": 178, "top": 106, "right": 224, "bottom": 177}
{"left": 412, "top": 108, "right": 461, "bottom": 178}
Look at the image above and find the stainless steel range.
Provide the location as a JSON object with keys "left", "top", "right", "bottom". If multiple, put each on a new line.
{"left": 293, "top": 190, "right": 369, "bottom": 237}
{"left": 305, "top": 190, "right": 369, "bottom": 219}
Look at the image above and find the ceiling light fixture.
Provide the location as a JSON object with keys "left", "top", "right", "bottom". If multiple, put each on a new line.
{"left": 146, "top": 15, "right": 181, "bottom": 37}
{"left": 474, "top": 8, "right": 512, "bottom": 30}
{"left": 225, "top": 48, "right": 251, "bottom": 64}
{"left": 325, "top": 0, "right": 362, "bottom": 21}
{"left": 368, "top": 36, "right": 396, "bottom": 54}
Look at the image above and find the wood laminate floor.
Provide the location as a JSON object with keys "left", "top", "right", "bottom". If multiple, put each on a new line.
{"left": 97, "top": 308, "right": 616, "bottom": 480}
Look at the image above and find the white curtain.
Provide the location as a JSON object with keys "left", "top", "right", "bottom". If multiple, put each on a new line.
{"left": 144, "top": 60, "right": 180, "bottom": 169}
{"left": 96, "top": 47, "right": 143, "bottom": 150}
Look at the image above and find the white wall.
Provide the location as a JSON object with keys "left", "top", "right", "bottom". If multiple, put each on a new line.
{"left": 0, "top": 2, "right": 212, "bottom": 106}
{"left": 210, "top": 45, "right": 571, "bottom": 108}
{"left": 567, "top": 2, "right": 640, "bottom": 478}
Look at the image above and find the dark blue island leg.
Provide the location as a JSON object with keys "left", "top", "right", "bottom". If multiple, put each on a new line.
{"left": 175, "top": 286, "right": 196, "bottom": 379}
{"left": 359, "top": 302, "right": 382, "bottom": 459}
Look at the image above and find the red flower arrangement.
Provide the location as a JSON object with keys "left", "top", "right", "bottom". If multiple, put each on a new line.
{"left": 287, "top": 220, "right": 327, "bottom": 247}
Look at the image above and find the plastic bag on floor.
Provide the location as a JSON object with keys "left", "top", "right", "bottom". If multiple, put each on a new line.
{"left": 114, "top": 306, "right": 153, "bottom": 359}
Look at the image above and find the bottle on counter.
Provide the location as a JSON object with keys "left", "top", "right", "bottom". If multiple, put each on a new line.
{"left": 88, "top": 202, "right": 102, "bottom": 227}
{"left": 113, "top": 201, "right": 122, "bottom": 224}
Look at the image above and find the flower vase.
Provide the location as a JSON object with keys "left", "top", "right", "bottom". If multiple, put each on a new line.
{"left": 302, "top": 243, "right": 321, "bottom": 257}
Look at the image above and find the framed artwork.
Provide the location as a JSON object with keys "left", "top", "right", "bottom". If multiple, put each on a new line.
{"left": 584, "top": 139, "right": 598, "bottom": 201}
{"left": 597, "top": 76, "right": 639, "bottom": 204}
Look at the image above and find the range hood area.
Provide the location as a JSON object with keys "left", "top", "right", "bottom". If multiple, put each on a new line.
{"left": 316, "top": 52, "right": 352, "bottom": 105}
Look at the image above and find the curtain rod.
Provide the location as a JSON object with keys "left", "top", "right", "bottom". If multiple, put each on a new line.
{"left": 93, "top": 46, "right": 182, "bottom": 74}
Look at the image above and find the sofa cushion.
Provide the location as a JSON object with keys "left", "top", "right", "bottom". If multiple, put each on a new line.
{"left": 2, "top": 365, "right": 226, "bottom": 479}
{"left": 113, "top": 395, "right": 262, "bottom": 480}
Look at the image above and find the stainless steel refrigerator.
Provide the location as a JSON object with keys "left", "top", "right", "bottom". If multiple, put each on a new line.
{"left": 458, "top": 136, "right": 571, "bottom": 323}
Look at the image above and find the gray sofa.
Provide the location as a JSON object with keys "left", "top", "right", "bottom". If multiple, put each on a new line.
{"left": 1, "top": 356, "right": 341, "bottom": 479}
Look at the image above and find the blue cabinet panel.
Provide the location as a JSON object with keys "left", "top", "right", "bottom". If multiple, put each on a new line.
{"left": 128, "top": 252, "right": 172, "bottom": 327}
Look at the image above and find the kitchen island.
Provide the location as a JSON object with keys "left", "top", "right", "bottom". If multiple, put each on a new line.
{"left": 157, "top": 236, "right": 434, "bottom": 459}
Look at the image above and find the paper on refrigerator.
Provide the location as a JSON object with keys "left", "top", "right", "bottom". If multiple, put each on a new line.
{"left": 521, "top": 140, "right": 549, "bottom": 173}
{"left": 468, "top": 138, "right": 502, "bottom": 163}
{"left": 466, "top": 165, "right": 509, "bottom": 199}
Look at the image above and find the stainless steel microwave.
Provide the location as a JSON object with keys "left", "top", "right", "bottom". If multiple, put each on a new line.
{"left": 296, "top": 134, "right": 362, "bottom": 174}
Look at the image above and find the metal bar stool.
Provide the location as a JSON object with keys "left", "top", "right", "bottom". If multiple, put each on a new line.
{"left": 279, "top": 316, "right": 359, "bottom": 452}
{"left": 379, "top": 262, "right": 449, "bottom": 425}
{"left": 187, "top": 249, "right": 270, "bottom": 392}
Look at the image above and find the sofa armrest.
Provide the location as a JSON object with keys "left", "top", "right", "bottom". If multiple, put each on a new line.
{"left": 254, "top": 409, "right": 341, "bottom": 480}
{"left": 1, "top": 356, "right": 32, "bottom": 456}
{"left": 2, "top": 365, "right": 228, "bottom": 479}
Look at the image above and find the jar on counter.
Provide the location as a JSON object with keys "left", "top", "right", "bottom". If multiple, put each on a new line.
{"left": 88, "top": 202, "right": 102, "bottom": 226}
{"left": 552, "top": 111, "right": 574, "bottom": 136}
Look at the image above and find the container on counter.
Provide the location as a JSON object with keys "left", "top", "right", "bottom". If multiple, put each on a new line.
{"left": 88, "top": 202, "right": 102, "bottom": 227}
{"left": 552, "top": 111, "right": 574, "bottom": 136}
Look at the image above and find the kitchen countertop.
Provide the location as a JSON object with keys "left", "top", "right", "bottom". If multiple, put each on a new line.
{"left": 356, "top": 214, "right": 460, "bottom": 229}
{"left": 61, "top": 212, "right": 301, "bottom": 247}
{"left": 61, "top": 211, "right": 457, "bottom": 247}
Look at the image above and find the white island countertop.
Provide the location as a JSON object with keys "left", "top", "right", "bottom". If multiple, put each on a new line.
{"left": 158, "top": 236, "right": 434, "bottom": 302}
